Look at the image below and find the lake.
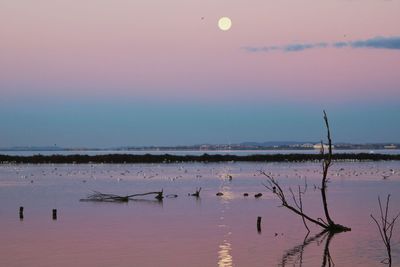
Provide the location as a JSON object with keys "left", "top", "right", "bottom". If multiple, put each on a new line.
{"left": 0, "top": 161, "right": 399, "bottom": 266}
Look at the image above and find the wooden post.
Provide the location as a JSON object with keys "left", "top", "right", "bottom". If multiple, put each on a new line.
{"left": 52, "top": 209, "right": 57, "bottom": 220}
{"left": 19, "top": 206, "right": 24, "bottom": 220}
{"left": 257, "top": 216, "right": 262, "bottom": 233}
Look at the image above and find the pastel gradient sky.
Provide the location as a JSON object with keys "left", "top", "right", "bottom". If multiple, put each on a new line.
{"left": 1, "top": 0, "right": 399, "bottom": 147}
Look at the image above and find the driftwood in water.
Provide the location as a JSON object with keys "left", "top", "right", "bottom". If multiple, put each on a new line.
{"left": 80, "top": 190, "right": 164, "bottom": 202}
{"left": 263, "top": 111, "right": 351, "bottom": 233}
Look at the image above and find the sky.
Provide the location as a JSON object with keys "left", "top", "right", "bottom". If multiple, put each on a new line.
{"left": 0, "top": 0, "right": 399, "bottom": 147}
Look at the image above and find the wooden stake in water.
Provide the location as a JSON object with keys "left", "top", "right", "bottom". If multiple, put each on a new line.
{"left": 257, "top": 216, "right": 262, "bottom": 233}
{"left": 52, "top": 209, "right": 57, "bottom": 220}
{"left": 19, "top": 206, "right": 24, "bottom": 220}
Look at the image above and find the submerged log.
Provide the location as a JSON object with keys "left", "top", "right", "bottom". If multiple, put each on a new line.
{"left": 80, "top": 190, "right": 164, "bottom": 202}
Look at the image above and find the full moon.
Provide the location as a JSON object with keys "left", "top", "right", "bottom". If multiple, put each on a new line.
{"left": 218, "top": 17, "right": 232, "bottom": 31}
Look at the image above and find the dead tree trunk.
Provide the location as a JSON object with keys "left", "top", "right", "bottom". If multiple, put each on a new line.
{"left": 263, "top": 111, "right": 351, "bottom": 233}
{"left": 321, "top": 111, "right": 334, "bottom": 226}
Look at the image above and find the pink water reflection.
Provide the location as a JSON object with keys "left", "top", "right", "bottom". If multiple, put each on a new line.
{"left": 0, "top": 162, "right": 399, "bottom": 266}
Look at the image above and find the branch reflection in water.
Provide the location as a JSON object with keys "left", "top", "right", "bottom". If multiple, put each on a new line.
{"left": 280, "top": 230, "right": 337, "bottom": 267}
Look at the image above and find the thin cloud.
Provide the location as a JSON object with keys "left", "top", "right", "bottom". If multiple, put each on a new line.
{"left": 333, "top": 41, "right": 348, "bottom": 48}
{"left": 243, "top": 42, "right": 328, "bottom": 53}
{"left": 283, "top": 42, "right": 328, "bottom": 52}
{"left": 349, "top": 36, "right": 400, "bottom": 49}
{"left": 243, "top": 36, "right": 400, "bottom": 53}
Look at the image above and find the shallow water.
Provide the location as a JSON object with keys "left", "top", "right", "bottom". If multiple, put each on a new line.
{"left": 0, "top": 161, "right": 399, "bottom": 266}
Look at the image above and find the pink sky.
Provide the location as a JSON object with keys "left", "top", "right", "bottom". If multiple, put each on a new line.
{"left": 0, "top": 0, "right": 400, "bottom": 146}
{"left": 1, "top": 0, "right": 400, "bottom": 103}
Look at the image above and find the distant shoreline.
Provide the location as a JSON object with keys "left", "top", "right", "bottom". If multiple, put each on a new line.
{"left": 1, "top": 153, "right": 400, "bottom": 164}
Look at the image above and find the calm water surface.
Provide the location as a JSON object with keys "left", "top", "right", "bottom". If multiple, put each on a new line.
{"left": 0, "top": 161, "right": 399, "bottom": 266}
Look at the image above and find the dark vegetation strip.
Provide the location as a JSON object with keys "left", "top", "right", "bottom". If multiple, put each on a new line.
{"left": 0, "top": 153, "right": 400, "bottom": 164}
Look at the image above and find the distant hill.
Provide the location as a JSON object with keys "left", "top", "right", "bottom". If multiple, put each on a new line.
{"left": 240, "top": 141, "right": 313, "bottom": 147}
{"left": 0, "top": 146, "right": 64, "bottom": 151}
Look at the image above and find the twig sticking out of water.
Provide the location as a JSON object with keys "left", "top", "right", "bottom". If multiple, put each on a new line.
{"left": 371, "top": 194, "right": 400, "bottom": 267}
{"left": 190, "top": 187, "right": 202, "bottom": 197}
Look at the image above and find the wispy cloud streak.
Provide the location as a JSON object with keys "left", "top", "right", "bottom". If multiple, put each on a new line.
{"left": 349, "top": 36, "right": 400, "bottom": 49}
{"left": 243, "top": 36, "right": 400, "bottom": 53}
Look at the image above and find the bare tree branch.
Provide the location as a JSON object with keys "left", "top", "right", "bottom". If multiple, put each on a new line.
{"left": 262, "top": 111, "right": 351, "bottom": 233}
{"left": 262, "top": 171, "right": 328, "bottom": 229}
{"left": 371, "top": 194, "right": 400, "bottom": 266}
{"left": 297, "top": 184, "right": 310, "bottom": 234}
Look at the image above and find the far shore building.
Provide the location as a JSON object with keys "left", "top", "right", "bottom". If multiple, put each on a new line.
{"left": 199, "top": 145, "right": 210, "bottom": 150}
{"left": 301, "top": 143, "right": 314, "bottom": 148}
{"left": 313, "top": 143, "right": 334, "bottom": 150}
